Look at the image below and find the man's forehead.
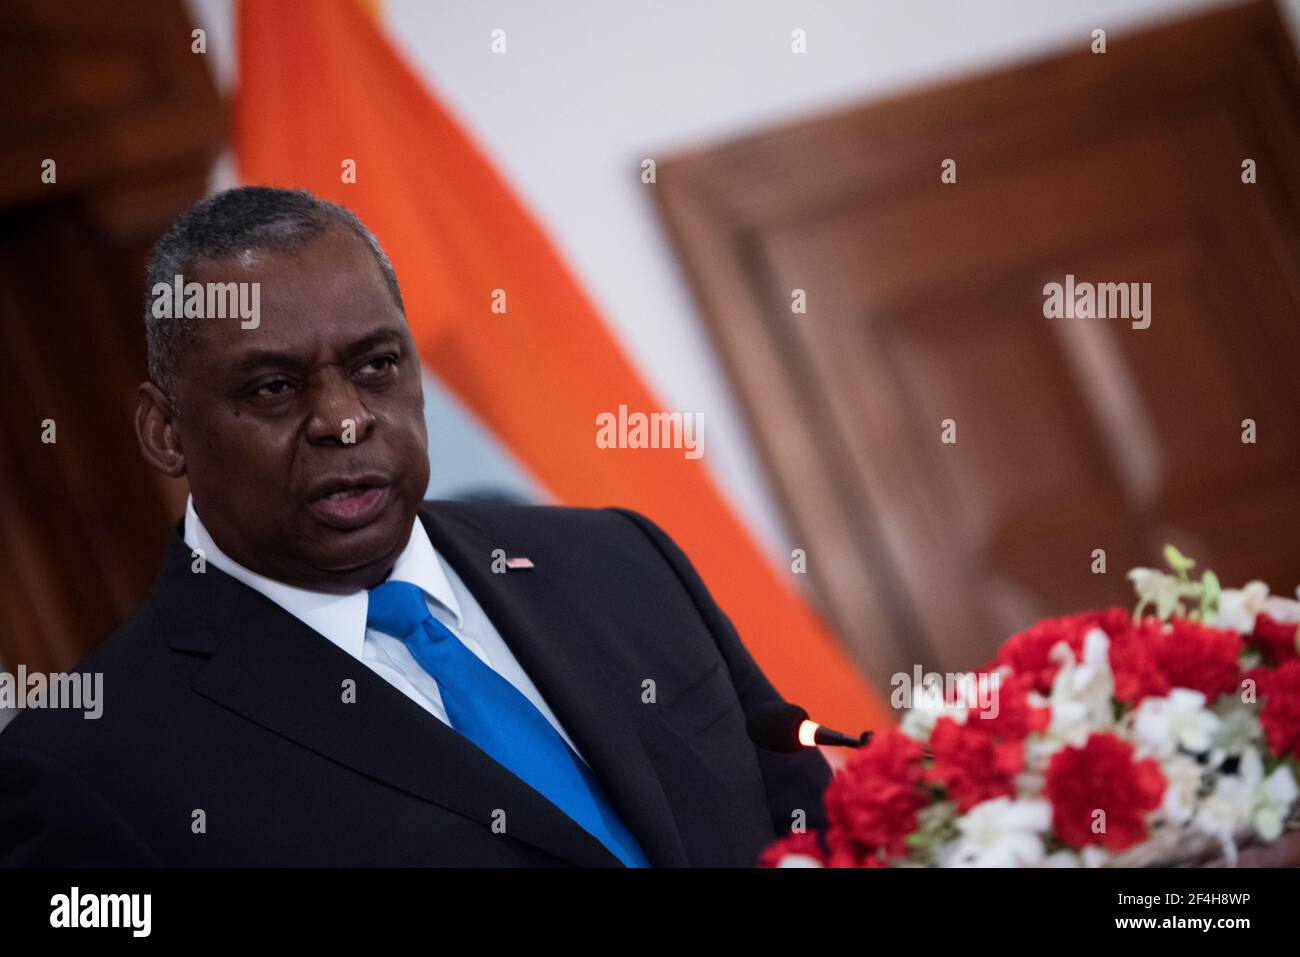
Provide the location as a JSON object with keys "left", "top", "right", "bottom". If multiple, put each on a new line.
{"left": 219, "top": 313, "right": 405, "bottom": 354}
{"left": 191, "top": 226, "right": 381, "bottom": 291}
{"left": 187, "top": 228, "right": 404, "bottom": 359}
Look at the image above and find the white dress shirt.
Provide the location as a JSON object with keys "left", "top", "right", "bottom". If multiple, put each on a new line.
{"left": 183, "top": 496, "right": 588, "bottom": 762}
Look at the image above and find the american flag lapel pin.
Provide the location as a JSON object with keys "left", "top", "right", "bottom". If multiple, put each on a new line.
{"left": 505, "top": 556, "right": 535, "bottom": 570}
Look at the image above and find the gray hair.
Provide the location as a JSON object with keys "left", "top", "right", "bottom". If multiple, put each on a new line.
{"left": 143, "top": 186, "right": 405, "bottom": 395}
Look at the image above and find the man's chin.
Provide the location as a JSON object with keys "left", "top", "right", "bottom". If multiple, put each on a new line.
{"left": 295, "top": 509, "right": 413, "bottom": 584}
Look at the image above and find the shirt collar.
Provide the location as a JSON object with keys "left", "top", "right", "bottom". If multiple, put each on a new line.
{"left": 182, "top": 495, "right": 463, "bottom": 660}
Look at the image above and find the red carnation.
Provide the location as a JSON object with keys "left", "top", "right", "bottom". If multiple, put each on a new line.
{"left": 1044, "top": 733, "right": 1165, "bottom": 851}
{"left": 926, "top": 716, "right": 1022, "bottom": 812}
{"left": 1107, "top": 619, "right": 1169, "bottom": 703}
{"left": 1250, "top": 659, "right": 1300, "bottom": 760}
{"left": 1110, "top": 618, "right": 1242, "bottom": 706}
{"left": 1249, "top": 613, "right": 1300, "bottom": 665}
{"left": 823, "top": 729, "right": 927, "bottom": 862}
{"left": 997, "top": 608, "right": 1132, "bottom": 692}
{"left": 758, "top": 831, "right": 827, "bottom": 868}
{"left": 966, "top": 670, "right": 1050, "bottom": 740}
{"left": 1154, "top": 619, "right": 1242, "bottom": 701}
{"left": 827, "top": 848, "right": 887, "bottom": 868}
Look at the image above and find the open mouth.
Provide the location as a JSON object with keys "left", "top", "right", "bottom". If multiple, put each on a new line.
{"left": 307, "top": 482, "right": 391, "bottom": 529}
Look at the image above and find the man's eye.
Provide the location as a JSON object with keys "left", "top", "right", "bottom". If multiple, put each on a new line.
{"left": 252, "top": 379, "right": 294, "bottom": 398}
{"left": 356, "top": 355, "right": 398, "bottom": 377}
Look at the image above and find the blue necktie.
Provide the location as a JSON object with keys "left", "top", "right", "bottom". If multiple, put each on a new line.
{"left": 366, "top": 580, "right": 650, "bottom": 867}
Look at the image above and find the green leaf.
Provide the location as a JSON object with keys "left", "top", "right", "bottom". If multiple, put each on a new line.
{"left": 1163, "top": 544, "right": 1195, "bottom": 576}
{"left": 1200, "top": 570, "right": 1220, "bottom": 619}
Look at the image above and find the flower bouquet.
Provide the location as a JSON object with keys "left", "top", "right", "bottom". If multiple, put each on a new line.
{"left": 763, "top": 547, "right": 1300, "bottom": 868}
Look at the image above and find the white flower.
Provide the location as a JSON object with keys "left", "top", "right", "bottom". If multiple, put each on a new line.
{"left": 774, "top": 854, "right": 825, "bottom": 868}
{"left": 1192, "top": 752, "right": 1259, "bottom": 864}
{"left": 900, "top": 691, "right": 967, "bottom": 742}
{"left": 1129, "top": 568, "right": 1184, "bottom": 618}
{"left": 1263, "top": 592, "right": 1300, "bottom": 625}
{"left": 1157, "top": 753, "right": 1207, "bottom": 827}
{"left": 1248, "top": 752, "right": 1298, "bottom": 842}
{"left": 899, "top": 707, "right": 934, "bottom": 742}
{"left": 898, "top": 670, "right": 989, "bottom": 741}
{"left": 1208, "top": 705, "right": 1261, "bottom": 764}
{"left": 1196, "top": 776, "right": 1252, "bottom": 836}
{"left": 1047, "top": 628, "right": 1115, "bottom": 746}
{"left": 1217, "top": 581, "right": 1271, "bottom": 632}
{"left": 1132, "top": 689, "right": 1220, "bottom": 759}
{"left": 939, "top": 798, "right": 1052, "bottom": 867}
{"left": 1017, "top": 737, "right": 1056, "bottom": 795}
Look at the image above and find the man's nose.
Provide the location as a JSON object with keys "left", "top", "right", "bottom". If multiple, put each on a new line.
{"left": 305, "top": 371, "right": 376, "bottom": 445}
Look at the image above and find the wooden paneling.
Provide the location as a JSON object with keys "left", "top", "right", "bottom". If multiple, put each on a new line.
{"left": 654, "top": 1, "right": 1300, "bottom": 691}
{"left": 0, "top": 1, "right": 224, "bottom": 671}
{"left": 0, "top": 0, "right": 223, "bottom": 206}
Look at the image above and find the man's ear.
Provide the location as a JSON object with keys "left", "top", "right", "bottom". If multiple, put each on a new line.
{"left": 135, "top": 381, "right": 186, "bottom": 477}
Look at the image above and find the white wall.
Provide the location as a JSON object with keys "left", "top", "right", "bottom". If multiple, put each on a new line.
{"left": 188, "top": 0, "right": 1300, "bottom": 568}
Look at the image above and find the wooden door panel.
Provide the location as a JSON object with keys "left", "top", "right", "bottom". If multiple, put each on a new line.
{"left": 0, "top": 1, "right": 222, "bottom": 670}
{"left": 657, "top": 1, "right": 1300, "bottom": 693}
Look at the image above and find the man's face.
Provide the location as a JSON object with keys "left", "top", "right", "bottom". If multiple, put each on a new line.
{"left": 169, "top": 227, "right": 429, "bottom": 593}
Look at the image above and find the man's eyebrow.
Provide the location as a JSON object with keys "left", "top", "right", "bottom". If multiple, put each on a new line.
{"left": 229, "top": 349, "right": 306, "bottom": 377}
{"left": 226, "top": 329, "right": 406, "bottom": 378}
{"left": 342, "top": 328, "right": 406, "bottom": 360}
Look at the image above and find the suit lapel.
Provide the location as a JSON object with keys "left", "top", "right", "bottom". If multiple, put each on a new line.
{"left": 418, "top": 505, "right": 691, "bottom": 867}
{"left": 151, "top": 527, "right": 621, "bottom": 868}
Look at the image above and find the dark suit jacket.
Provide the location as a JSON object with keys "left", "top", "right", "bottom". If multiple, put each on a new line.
{"left": 0, "top": 502, "right": 831, "bottom": 866}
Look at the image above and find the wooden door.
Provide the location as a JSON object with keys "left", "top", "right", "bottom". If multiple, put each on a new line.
{"left": 655, "top": 1, "right": 1300, "bottom": 691}
{"left": 0, "top": 0, "right": 224, "bottom": 671}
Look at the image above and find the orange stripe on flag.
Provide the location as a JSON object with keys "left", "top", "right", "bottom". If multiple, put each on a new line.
{"left": 234, "top": 0, "right": 891, "bottom": 732}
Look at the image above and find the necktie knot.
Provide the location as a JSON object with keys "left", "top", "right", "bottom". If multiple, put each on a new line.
{"left": 366, "top": 580, "right": 431, "bottom": 638}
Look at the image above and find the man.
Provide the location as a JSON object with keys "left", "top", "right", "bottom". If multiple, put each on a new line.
{"left": 0, "top": 187, "right": 831, "bottom": 866}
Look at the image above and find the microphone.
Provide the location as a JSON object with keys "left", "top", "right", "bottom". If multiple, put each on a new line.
{"left": 746, "top": 702, "right": 873, "bottom": 753}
